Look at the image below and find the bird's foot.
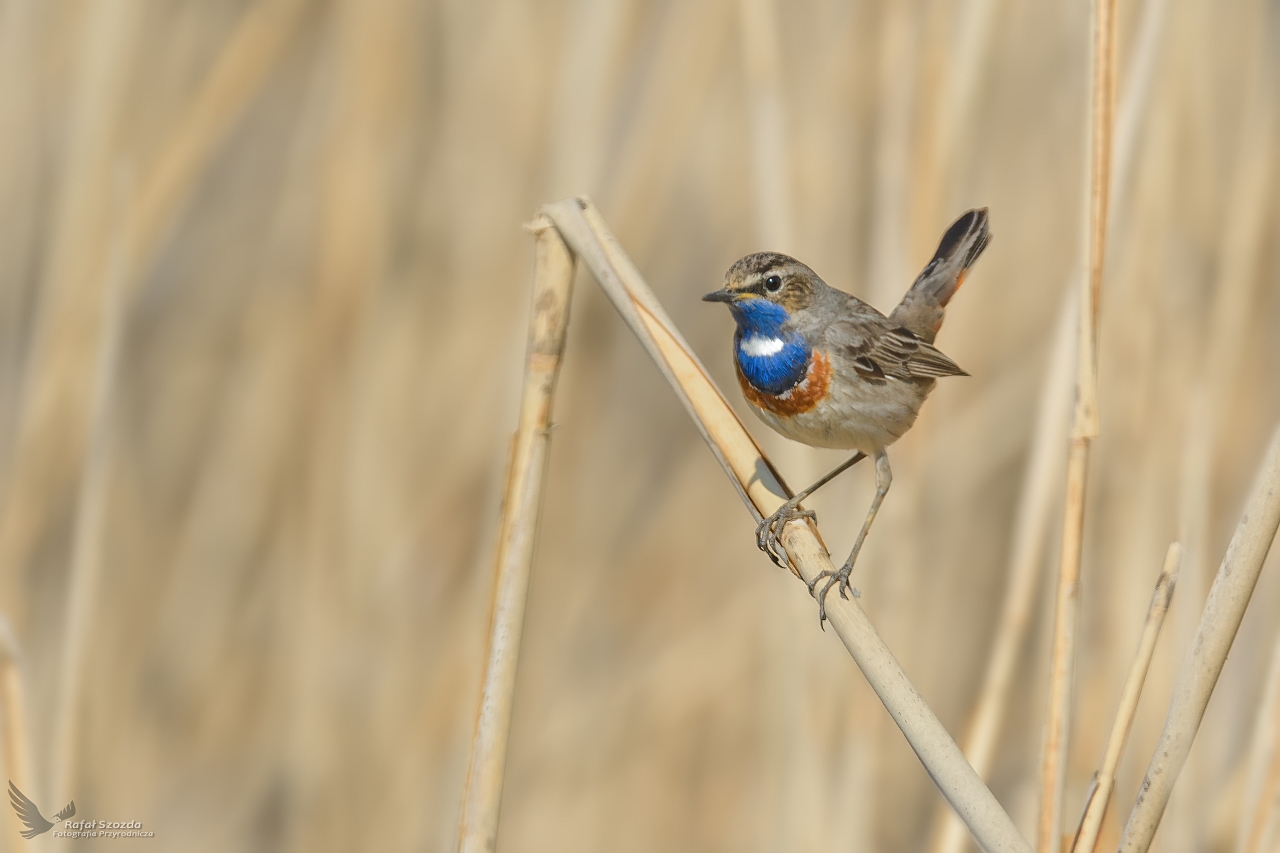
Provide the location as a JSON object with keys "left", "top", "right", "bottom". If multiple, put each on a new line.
{"left": 755, "top": 500, "right": 816, "bottom": 571}
{"left": 807, "top": 565, "right": 860, "bottom": 629}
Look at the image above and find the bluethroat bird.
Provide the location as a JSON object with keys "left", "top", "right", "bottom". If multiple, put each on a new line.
{"left": 703, "top": 209, "right": 991, "bottom": 625}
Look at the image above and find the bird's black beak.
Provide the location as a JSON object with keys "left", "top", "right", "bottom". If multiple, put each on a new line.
{"left": 702, "top": 289, "right": 735, "bottom": 303}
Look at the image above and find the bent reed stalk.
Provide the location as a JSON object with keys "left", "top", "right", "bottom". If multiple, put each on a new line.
{"left": 542, "top": 196, "right": 1033, "bottom": 853}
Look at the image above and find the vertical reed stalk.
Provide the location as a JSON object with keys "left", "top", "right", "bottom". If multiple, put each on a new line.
{"left": 0, "top": 0, "right": 139, "bottom": 619}
{"left": 925, "top": 0, "right": 1001, "bottom": 221}
{"left": 737, "top": 4, "right": 824, "bottom": 845}
{"left": 1171, "top": 36, "right": 1277, "bottom": 821}
{"left": 0, "top": 617, "right": 33, "bottom": 847}
{"left": 50, "top": 222, "right": 129, "bottom": 808}
{"left": 931, "top": 286, "right": 1075, "bottom": 853}
{"left": 0, "top": 0, "right": 302, "bottom": 592}
{"left": 122, "top": 0, "right": 307, "bottom": 294}
{"left": 934, "top": 3, "right": 1166, "bottom": 847}
{"left": 868, "top": 0, "right": 919, "bottom": 307}
{"left": 456, "top": 219, "right": 576, "bottom": 853}
{"left": 738, "top": 0, "right": 794, "bottom": 253}
{"left": 1039, "top": 438, "right": 1089, "bottom": 853}
{"left": 1117, "top": 424, "right": 1280, "bottom": 852}
{"left": 735, "top": 4, "right": 825, "bottom": 848}
{"left": 1037, "top": 1, "right": 1116, "bottom": 850}
{"left": 1068, "top": 544, "right": 1180, "bottom": 853}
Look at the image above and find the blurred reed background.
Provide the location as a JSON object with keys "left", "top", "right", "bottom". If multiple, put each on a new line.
{"left": 0, "top": 0, "right": 1276, "bottom": 851}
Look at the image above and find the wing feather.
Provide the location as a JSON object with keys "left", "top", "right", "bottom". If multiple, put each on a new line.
{"left": 886, "top": 329, "right": 968, "bottom": 378}
{"left": 828, "top": 310, "right": 967, "bottom": 382}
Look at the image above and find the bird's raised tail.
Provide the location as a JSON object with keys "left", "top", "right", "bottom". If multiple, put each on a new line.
{"left": 889, "top": 208, "right": 990, "bottom": 343}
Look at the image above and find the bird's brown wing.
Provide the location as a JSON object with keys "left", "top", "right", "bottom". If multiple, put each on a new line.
{"left": 827, "top": 313, "right": 967, "bottom": 384}
{"left": 874, "top": 327, "right": 968, "bottom": 378}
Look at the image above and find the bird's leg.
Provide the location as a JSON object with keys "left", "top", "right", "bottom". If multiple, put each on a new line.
{"left": 757, "top": 451, "right": 866, "bottom": 570}
{"left": 810, "top": 450, "right": 892, "bottom": 627}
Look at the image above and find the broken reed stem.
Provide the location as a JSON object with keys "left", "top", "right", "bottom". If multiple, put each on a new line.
{"left": 1038, "top": 1, "right": 1116, "bottom": 850}
{"left": 542, "top": 196, "right": 1033, "bottom": 853}
{"left": 456, "top": 220, "right": 575, "bottom": 853}
{"left": 1068, "top": 543, "right": 1181, "bottom": 853}
{"left": 1116, "top": 424, "right": 1280, "bottom": 853}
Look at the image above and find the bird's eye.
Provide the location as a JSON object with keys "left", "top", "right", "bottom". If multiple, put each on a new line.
{"left": 764, "top": 275, "right": 783, "bottom": 292}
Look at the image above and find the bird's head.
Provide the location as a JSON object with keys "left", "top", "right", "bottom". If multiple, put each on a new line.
{"left": 702, "top": 252, "right": 820, "bottom": 336}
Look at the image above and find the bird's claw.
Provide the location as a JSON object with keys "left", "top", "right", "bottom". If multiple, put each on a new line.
{"left": 807, "top": 566, "right": 860, "bottom": 629}
{"left": 755, "top": 501, "right": 816, "bottom": 570}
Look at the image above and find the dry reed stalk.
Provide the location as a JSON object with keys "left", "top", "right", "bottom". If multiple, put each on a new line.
{"left": 543, "top": 196, "right": 1033, "bottom": 853}
{"left": 48, "top": 225, "right": 128, "bottom": 809}
{"left": 1037, "top": 1, "right": 1116, "bottom": 850}
{"left": 931, "top": 283, "right": 1075, "bottom": 853}
{"left": 118, "top": 0, "right": 307, "bottom": 299}
{"left": 0, "top": 0, "right": 305, "bottom": 631}
{"left": 599, "top": 0, "right": 734, "bottom": 256}
{"left": 1164, "top": 34, "right": 1276, "bottom": 846}
{"left": 1068, "top": 543, "right": 1180, "bottom": 853}
{"left": 1236, "top": 634, "right": 1280, "bottom": 853}
{"left": 242, "top": 5, "right": 413, "bottom": 839}
{"left": 1108, "top": 0, "right": 1169, "bottom": 228}
{"left": 735, "top": 2, "right": 829, "bottom": 846}
{"left": 0, "top": 0, "right": 139, "bottom": 603}
{"left": 0, "top": 616, "right": 33, "bottom": 848}
{"left": 920, "top": 0, "right": 1001, "bottom": 226}
{"left": 1175, "top": 2, "right": 1277, "bottom": 640}
{"left": 456, "top": 219, "right": 576, "bottom": 853}
{"left": 1039, "top": 440, "right": 1089, "bottom": 853}
{"left": 0, "top": 0, "right": 43, "bottom": 483}
{"left": 546, "top": 0, "right": 628, "bottom": 197}
{"left": 1116, "top": 424, "right": 1280, "bottom": 853}
{"left": 738, "top": 0, "right": 794, "bottom": 253}
{"left": 934, "top": 3, "right": 1168, "bottom": 846}
{"left": 868, "top": 0, "right": 919, "bottom": 306}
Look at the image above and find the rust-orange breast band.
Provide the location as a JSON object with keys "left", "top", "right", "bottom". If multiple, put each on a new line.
{"left": 736, "top": 350, "right": 832, "bottom": 417}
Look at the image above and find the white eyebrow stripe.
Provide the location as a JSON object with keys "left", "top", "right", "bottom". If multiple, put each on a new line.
{"left": 740, "top": 336, "right": 785, "bottom": 357}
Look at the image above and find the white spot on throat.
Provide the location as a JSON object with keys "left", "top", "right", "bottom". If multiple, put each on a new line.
{"left": 740, "top": 336, "right": 785, "bottom": 357}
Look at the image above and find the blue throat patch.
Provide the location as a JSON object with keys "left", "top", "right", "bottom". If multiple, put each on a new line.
{"left": 730, "top": 298, "right": 811, "bottom": 396}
